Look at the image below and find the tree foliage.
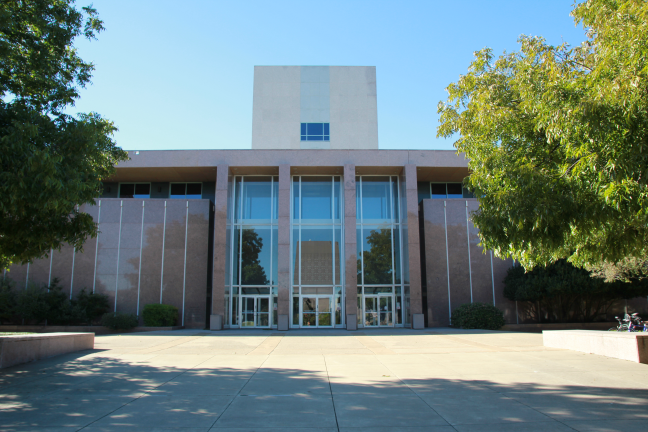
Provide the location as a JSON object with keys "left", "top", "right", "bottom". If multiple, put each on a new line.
{"left": 0, "top": 277, "right": 109, "bottom": 325}
{"left": 0, "top": 0, "right": 128, "bottom": 269}
{"left": 358, "top": 229, "right": 393, "bottom": 284}
{"left": 240, "top": 229, "right": 269, "bottom": 285}
{"left": 504, "top": 260, "right": 648, "bottom": 322}
{"left": 437, "top": 0, "right": 648, "bottom": 272}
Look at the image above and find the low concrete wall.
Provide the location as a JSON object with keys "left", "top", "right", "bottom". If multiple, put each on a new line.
{"left": 0, "top": 333, "right": 94, "bottom": 369}
{"left": 503, "top": 322, "right": 616, "bottom": 333}
{"left": 543, "top": 330, "right": 648, "bottom": 364}
{"left": 0, "top": 325, "right": 185, "bottom": 335}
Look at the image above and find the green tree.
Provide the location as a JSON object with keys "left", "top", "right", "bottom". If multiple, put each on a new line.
{"left": 504, "top": 260, "right": 648, "bottom": 322}
{"left": 437, "top": 0, "right": 648, "bottom": 274}
{"left": 360, "top": 229, "right": 393, "bottom": 284}
{"left": 0, "top": 0, "right": 128, "bottom": 270}
{"left": 240, "top": 229, "right": 269, "bottom": 285}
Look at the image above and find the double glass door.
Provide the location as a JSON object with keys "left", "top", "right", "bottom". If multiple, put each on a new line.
{"left": 364, "top": 295, "right": 394, "bottom": 327}
{"left": 301, "top": 296, "right": 333, "bottom": 327}
{"left": 241, "top": 296, "right": 270, "bottom": 328}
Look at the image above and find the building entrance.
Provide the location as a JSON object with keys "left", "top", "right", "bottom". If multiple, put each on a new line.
{"left": 240, "top": 296, "right": 270, "bottom": 328}
{"left": 364, "top": 295, "right": 394, "bottom": 327}
{"left": 301, "top": 296, "right": 333, "bottom": 328}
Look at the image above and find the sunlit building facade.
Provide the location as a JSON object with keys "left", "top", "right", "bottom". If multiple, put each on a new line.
{"left": 10, "top": 65, "right": 596, "bottom": 330}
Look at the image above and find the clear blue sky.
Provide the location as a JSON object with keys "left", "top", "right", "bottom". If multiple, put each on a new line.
{"left": 70, "top": 0, "right": 587, "bottom": 151}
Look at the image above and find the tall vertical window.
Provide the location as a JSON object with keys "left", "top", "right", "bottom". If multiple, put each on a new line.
{"left": 291, "top": 176, "right": 343, "bottom": 328}
{"left": 226, "top": 176, "right": 278, "bottom": 328}
{"left": 356, "top": 176, "right": 404, "bottom": 328}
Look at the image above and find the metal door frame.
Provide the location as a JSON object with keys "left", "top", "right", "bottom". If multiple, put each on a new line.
{"left": 363, "top": 294, "right": 395, "bottom": 328}
{"left": 300, "top": 295, "right": 334, "bottom": 328}
{"left": 239, "top": 295, "right": 271, "bottom": 328}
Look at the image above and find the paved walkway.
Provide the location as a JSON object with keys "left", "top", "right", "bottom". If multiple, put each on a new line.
{"left": 1, "top": 328, "right": 647, "bottom": 432}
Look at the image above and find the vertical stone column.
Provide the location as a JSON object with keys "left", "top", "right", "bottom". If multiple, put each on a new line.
{"left": 210, "top": 165, "right": 229, "bottom": 330}
{"left": 277, "top": 164, "right": 291, "bottom": 331}
{"left": 404, "top": 164, "right": 424, "bottom": 329}
{"left": 344, "top": 164, "right": 358, "bottom": 330}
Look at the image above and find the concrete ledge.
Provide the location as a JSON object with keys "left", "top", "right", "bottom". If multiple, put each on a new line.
{"left": 503, "top": 322, "right": 617, "bottom": 333}
{"left": 543, "top": 330, "right": 648, "bottom": 364}
{"left": 0, "top": 333, "right": 94, "bottom": 369}
{"left": 0, "top": 325, "right": 184, "bottom": 335}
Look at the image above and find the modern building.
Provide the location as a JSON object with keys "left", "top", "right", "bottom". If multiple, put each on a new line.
{"left": 7, "top": 66, "right": 643, "bottom": 329}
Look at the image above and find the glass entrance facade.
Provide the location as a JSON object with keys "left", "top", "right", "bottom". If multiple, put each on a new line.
{"left": 356, "top": 176, "right": 405, "bottom": 328}
{"left": 291, "top": 176, "right": 344, "bottom": 328}
{"left": 226, "top": 176, "right": 278, "bottom": 328}
{"left": 223, "top": 174, "right": 407, "bottom": 329}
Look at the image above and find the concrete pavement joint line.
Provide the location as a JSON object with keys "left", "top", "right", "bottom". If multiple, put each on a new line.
{"left": 129, "top": 335, "right": 205, "bottom": 354}
{"left": 323, "top": 354, "right": 341, "bottom": 432}
{"left": 425, "top": 331, "right": 514, "bottom": 352}
{"left": 246, "top": 334, "right": 284, "bottom": 356}
{"left": 77, "top": 341, "right": 218, "bottom": 431}
{"left": 373, "top": 350, "right": 455, "bottom": 430}
{"left": 209, "top": 340, "right": 272, "bottom": 429}
{"left": 353, "top": 335, "right": 397, "bottom": 355}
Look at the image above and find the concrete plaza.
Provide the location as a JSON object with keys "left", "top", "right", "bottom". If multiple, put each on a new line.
{"left": 1, "top": 329, "right": 647, "bottom": 432}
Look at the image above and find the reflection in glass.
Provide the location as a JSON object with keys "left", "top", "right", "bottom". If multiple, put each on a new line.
{"left": 293, "top": 296, "right": 299, "bottom": 325}
{"left": 334, "top": 178, "right": 341, "bottom": 220}
{"left": 292, "top": 227, "right": 299, "bottom": 284}
{"left": 394, "top": 228, "right": 401, "bottom": 284}
{"left": 361, "top": 226, "right": 393, "bottom": 285}
{"left": 380, "top": 296, "right": 393, "bottom": 326}
{"left": 299, "top": 227, "right": 334, "bottom": 285}
{"left": 392, "top": 178, "right": 399, "bottom": 221}
{"left": 239, "top": 227, "right": 271, "bottom": 285}
{"left": 240, "top": 177, "right": 272, "bottom": 220}
{"left": 301, "top": 177, "right": 333, "bottom": 220}
{"left": 272, "top": 177, "right": 279, "bottom": 220}
{"left": 272, "top": 226, "right": 278, "bottom": 285}
{"left": 334, "top": 227, "right": 341, "bottom": 284}
{"left": 356, "top": 177, "right": 361, "bottom": 220}
{"left": 364, "top": 297, "right": 378, "bottom": 326}
{"left": 356, "top": 228, "right": 362, "bottom": 284}
{"left": 361, "top": 177, "right": 391, "bottom": 220}
{"left": 293, "top": 177, "right": 300, "bottom": 219}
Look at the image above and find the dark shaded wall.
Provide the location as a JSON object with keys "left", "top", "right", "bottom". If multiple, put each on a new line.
{"left": 5, "top": 198, "right": 210, "bottom": 328}
{"left": 421, "top": 199, "right": 517, "bottom": 326}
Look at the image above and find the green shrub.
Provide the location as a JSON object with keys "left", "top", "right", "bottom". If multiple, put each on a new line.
{"left": 0, "top": 278, "right": 17, "bottom": 323}
{"left": 100, "top": 312, "right": 139, "bottom": 330}
{"left": 0, "top": 277, "right": 110, "bottom": 325}
{"left": 504, "top": 260, "right": 648, "bottom": 322}
{"left": 451, "top": 302, "right": 505, "bottom": 330}
{"left": 72, "top": 288, "right": 110, "bottom": 324}
{"left": 142, "top": 304, "right": 178, "bottom": 327}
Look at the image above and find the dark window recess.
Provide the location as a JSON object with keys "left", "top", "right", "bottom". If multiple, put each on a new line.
{"left": 446, "top": 183, "right": 463, "bottom": 198}
{"left": 462, "top": 187, "right": 475, "bottom": 199}
{"left": 431, "top": 183, "right": 446, "bottom": 198}
{"left": 301, "top": 123, "right": 330, "bottom": 141}
{"left": 120, "top": 183, "right": 150, "bottom": 198}
{"left": 170, "top": 183, "right": 202, "bottom": 199}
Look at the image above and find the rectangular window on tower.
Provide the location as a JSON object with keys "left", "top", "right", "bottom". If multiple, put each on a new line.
{"left": 301, "top": 123, "right": 329, "bottom": 141}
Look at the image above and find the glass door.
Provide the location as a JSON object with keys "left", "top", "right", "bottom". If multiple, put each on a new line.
{"left": 379, "top": 296, "right": 393, "bottom": 326}
{"left": 364, "top": 296, "right": 378, "bottom": 327}
{"left": 364, "top": 295, "right": 394, "bottom": 327}
{"left": 301, "top": 296, "right": 332, "bottom": 327}
{"left": 240, "top": 296, "right": 271, "bottom": 328}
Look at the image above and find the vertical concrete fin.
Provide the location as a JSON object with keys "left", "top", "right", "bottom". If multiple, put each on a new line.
{"left": 211, "top": 164, "right": 229, "bottom": 329}
{"left": 343, "top": 164, "right": 357, "bottom": 328}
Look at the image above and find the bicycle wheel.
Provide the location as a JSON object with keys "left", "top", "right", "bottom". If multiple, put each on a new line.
{"left": 608, "top": 327, "right": 620, "bottom": 331}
